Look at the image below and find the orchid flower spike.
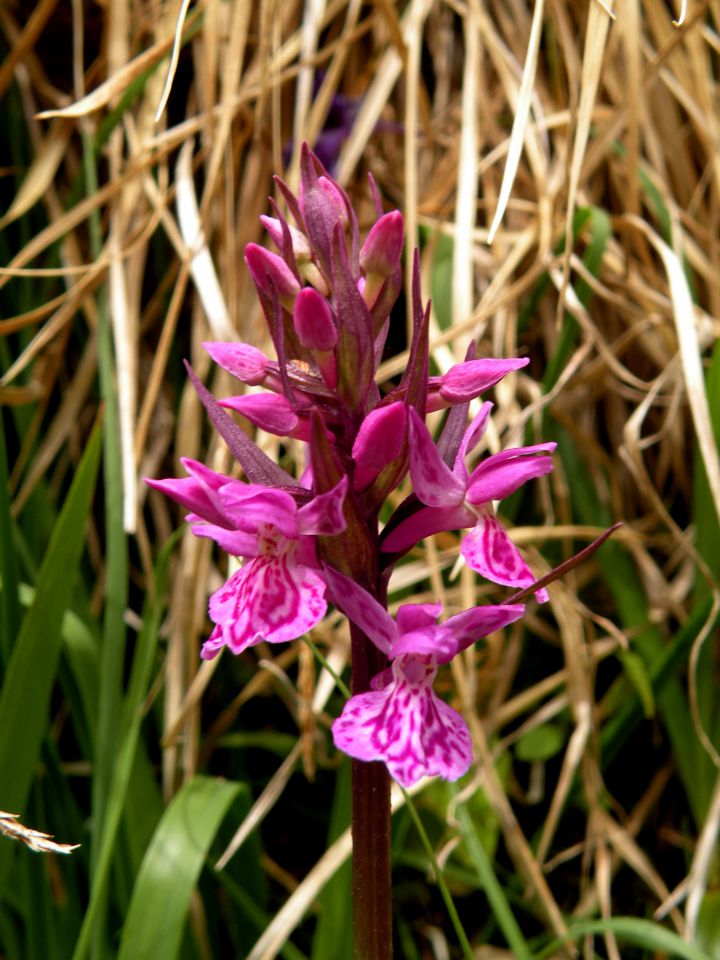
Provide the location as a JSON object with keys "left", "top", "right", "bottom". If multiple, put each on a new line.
{"left": 324, "top": 567, "right": 525, "bottom": 787}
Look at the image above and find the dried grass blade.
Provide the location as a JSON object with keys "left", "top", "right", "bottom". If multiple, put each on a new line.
{"left": 175, "top": 140, "right": 234, "bottom": 339}
{"left": 559, "top": 0, "right": 614, "bottom": 316}
{"left": 487, "top": 0, "right": 545, "bottom": 244}
{"left": 0, "top": 121, "right": 71, "bottom": 229}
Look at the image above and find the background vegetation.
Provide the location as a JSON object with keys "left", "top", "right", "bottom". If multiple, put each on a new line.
{"left": 1, "top": 0, "right": 719, "bottom": 957}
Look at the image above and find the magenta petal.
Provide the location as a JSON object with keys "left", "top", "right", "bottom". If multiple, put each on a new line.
{"left": 466, "top": 443, "right": 556, "bottom": 504}
{"left": 218, "top": 486, "right": 299, "bottom": 539}
{"left": 461, "top": 515, "right": 548, "bottom": 601}
{"left": 203, "top": 341, "right": 270, "bottom": 385}
{"left": 145, "top": 475, "right": 225, "bottom": 526}
{"left": 396, "top": 602, "right": 443, "bottom": 633}
{"left": 189, "top": 522, "right": 258, "bottom": 556}
{"left": 322, "top": 566, "right": 397, "bottom": 655}
{"left": 408, "top": 409, "right": 465, "bottom": 507}
{"left": 381, "top": 504, "right": 474, "bottom": 554}
{"left": 332, "top": 659, "right": 472, "bottom": 786}
{"left": 442, "top": 604, "right": 526, "bottom": 661}
{"left": 390, "top": 625, "right": 457, "bottom": 662}
{"left": 438, "top": 357, "right": 529, "bottom": 402}
{"left": 352, "top": 402, "right": 407, "bottom": 473}
{"left": 208, "top": 555, "right": 327, "bottom": 652}
{"left": 297, "top": 477, "right": 348, "bottom": 536}
{"left": 454, "top": 403, "right": 493, "bottom": 480}
{"left": 220, "top": 393, "right": 300, "bottom": 438}
{"left": 200, "top": 625, "right": 225, "bottom": 660}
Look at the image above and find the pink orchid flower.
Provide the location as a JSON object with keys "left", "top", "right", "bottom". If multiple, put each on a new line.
{"left": 146, "top": 459, "right": 347, "bottom": 657}
{"left": 382, "top": 406, "right": 555, "bottom": 600}
{"left": 323, "top": 567, "right": 524, "bottom": 787}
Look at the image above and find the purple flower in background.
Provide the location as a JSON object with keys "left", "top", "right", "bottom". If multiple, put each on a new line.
{"left": 147, "top": 460, "right": 347, "bottom": 657}
{"left": 324, "top": 568, "right": 525, "bottom": 786}
{"left": 383, "top": 406, "right": 555, "bottom": 599}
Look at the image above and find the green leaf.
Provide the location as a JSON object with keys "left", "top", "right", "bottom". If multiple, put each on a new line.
{"left": 535, "top": 917, "right": 713, "bottom": 960}
{"left": 117, "top": 775, "right": 244, "bottom": 960}
{"left": 71, "top": 531, "right": 180, "bottom": 960}
{"left": 696, "top": 890, "right": 720, "bottom": 959}
{"left": 515, "top": 722, "right": 567, "bottom": 763}
{"left": 455, "top": 801, "right": 533, "bottom": 960}
{"left": 618, "top": 650, "right": 654, "bottom": 717}
{"left": 0, "top": 411, "right": 21, "bottom": 661}
{"left": 312, "top": 758, "right": 352, "bottom": 960}
{"left": 0, "top": 420, "right": 102, "bottom": 893}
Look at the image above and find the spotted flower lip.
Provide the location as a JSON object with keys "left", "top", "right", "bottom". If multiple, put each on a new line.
{"left": 381, "top": 406, "right": 555, "bottom": 600}
{"left": 146, "top": 460, "right": 348, "bottom": 655}
{"left": 324, "top": 567, "right": 525, "bottom": 786}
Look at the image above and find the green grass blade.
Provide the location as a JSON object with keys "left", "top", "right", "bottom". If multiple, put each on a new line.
{"left": 402, "top": 789, "right": 475, "bottom": 960}
{"left": 116, "top": 775, "right": 243, "bottom": 960}
{"left": 0, "top": 411, "right": 21, "bottom": 661}
{"left": 71, "top": 531, "right": 180, "bottom": 960}
{"left": 0, "top": 420, "right": 103, "bottom": 892}
{"left": 455, "top": 802, "right": 533, "bottom": 960}
{"left": 534, "top": 917, "right": 712, "bottom": 960}
{"left": 311, "top": 758, "right": 353, "bottom": 960}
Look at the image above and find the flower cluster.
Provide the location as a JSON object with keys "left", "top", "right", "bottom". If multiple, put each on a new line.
{"left": 148, "top": 145, "right": 555, "bottom": 787}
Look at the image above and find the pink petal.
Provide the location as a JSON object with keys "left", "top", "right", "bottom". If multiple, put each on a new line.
{"left": 220, "top": 393, "right": 302, "bottom": 438}
{"left": 145, "top": 475, "right": 225, "bottom": 526}
{"left": 381, "top": 504, "right": 474, "bottom": 554}
{"left": 332, "top": 657, "right": 472, "bottom": 786}
{"left": 203, "top": 342, "right": 271, "bottom": 385}
{"left": 461, "top": 515, "right": 548, "bottom": 601}
{"left": 189, "top": 521, "right": 258, "bottom": 556}
{"left": 297, "top": 477, "right": 348, "bottom": 536}
{"left": 321, "top": 567, "right": 397, "bottom": 655}
{"left": 200, "top": 625, "right": 224, "bottom": 660}
{"left": 390, "top": 625, "right": 457, "bottom": 662}
{"left": 466, "top": 443, "right": 556, "bottom": 504}
{"left": 208, "top": 555, "right": 327, "bottom": 652}
{"left": 352, "top": 402, "right": 408, "bottom": 489}
{"left": 454, "top": 403, "right": 493, "bottom": 480}
{"left": 218, "top": 486, "right": 300, "bottom": 539}
{"left": 436, "top": 357, "right": 529, "bottom": 403}
{"left": 442, "top": 604, "right": 526, "bottom": 661}
{"left": 408, "top": 409, "right": 466, "bottom": 507}
{"left": 395, "top": 603, "right": 443, "bottom": 633}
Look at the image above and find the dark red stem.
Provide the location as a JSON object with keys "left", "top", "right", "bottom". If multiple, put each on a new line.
{"left": 350, "top": 619, "right": 393, "bottom": 960}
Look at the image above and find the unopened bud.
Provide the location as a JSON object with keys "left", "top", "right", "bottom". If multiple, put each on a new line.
{"left": 245, "top": 244, "right": 300, "bottom": 304}
{"left": 260, "top": 216, "right": 311, "bottom": 260}
{"left": 293, "top": 288, "right": 337, "bottom": 351}
{"left": 360, "top": 211, "right": 404, "bottom": 279}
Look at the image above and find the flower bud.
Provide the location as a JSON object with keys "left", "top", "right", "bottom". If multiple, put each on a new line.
{"left": 352, "top": 401, "right": 407, "bottom": 489}
{"left": 293, "top": 288, "right": 338, "bottom": 389}
{"left": 260, "top": 216, "right": 311, "bottom": 260}
{"left": 360, "top": 211, "right": 404, "bottom": 279}
{"left": 293, "top": 288, "right": 337, "bottom": 351}
{"left": 244, "top": 244, "right": 300, "bottom": 305}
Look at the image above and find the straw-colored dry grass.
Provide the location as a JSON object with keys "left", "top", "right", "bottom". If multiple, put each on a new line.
{"left": 2, "top": 0, "right": 720, "bottom": 957}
